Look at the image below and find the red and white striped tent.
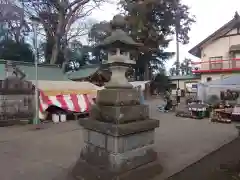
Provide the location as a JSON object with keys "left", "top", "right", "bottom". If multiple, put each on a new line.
{"left": 36, "top": 80, "right": 149, "bottom": 119}
{"left": 39, "top": 91, "right": 94, "bottom": 117}
{"left": 32, "top": 81, "right": 102, "bottom": 119}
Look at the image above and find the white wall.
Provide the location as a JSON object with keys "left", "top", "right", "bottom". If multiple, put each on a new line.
{"left": 201, "top": 28, "right": 240, "bottom": 70}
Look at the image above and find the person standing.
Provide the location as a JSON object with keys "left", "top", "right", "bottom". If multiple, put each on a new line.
{"left": 137, "top": 85, "right": 144, "bottom": 104}
{"left": 164, "top": 89, "right": 173, "bottom": 112}
{"left": 176, "top": 88, "right": 181, "bottom": 104}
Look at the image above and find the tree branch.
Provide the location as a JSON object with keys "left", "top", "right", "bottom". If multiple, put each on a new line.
{"left": 65, "top": 5, "right": 94, "bottom": 33}
{"left": 68, "top": 0, "right": 90, "bottom": 9}
{"left": 67, "top": 25, "right": 89, "bottom": 41}
{"left": 48, "top": 0, "right": 62, "bottom": 11}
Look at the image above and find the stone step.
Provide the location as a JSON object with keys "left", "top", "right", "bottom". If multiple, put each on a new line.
{"left": 71, "top": 158, "right": 162, "bottom": 180}
{"left": 79, "top": 118, "right": 159, "bottom": 137}
{"left": 96, "top": 88, "right": 140, "bottom": 106}
{"left": 83, "top": 129, "right": 155, "bottom": 153}
{"left": 80, "top": 143, "right": 157, "bottom": 172}
{"left": 90, "top": 104, "right": 149, "bottom": 124}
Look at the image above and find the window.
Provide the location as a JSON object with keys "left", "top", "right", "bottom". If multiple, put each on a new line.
{"left": 209, "top": 56, "right": 223, "bottom": 69}
{"left": 209, "top": 56, "right": 223, "bottom": 60}
{"left": 233, "top": 53, "right": 240, "bottom": 58}
{"left": 232, "top": 53, "right": 240, "bottom": 68}
{"left": 170, "top": 83, "right": 177, "bottom": 89}
{"left": 206, "top": 77, "right": 212, "bottom": 82}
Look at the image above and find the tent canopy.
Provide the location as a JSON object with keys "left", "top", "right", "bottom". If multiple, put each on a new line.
{"left": 31, "top": 80, "right": 103, "bottom": 96}
{"left": 198, "top": 75, "right": 240, "bottom": 101}
{"left": 205, "top": 75, "right": 240, "bottom": 86}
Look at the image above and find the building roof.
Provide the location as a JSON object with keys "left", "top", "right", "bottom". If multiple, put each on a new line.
{"left": 0, "top": 60, "right": 69, "bottom": 81}
{"left": 67, "top": 64, "right": 99, "bottom": 80}
{"left": 0, "top": 62, "right": 6, "bottom": 80}
{"left": 229, "top": 44, "right": 240, "bottom": 52}
{"left": 19, "top": 64, "right": 69, "bottom": 81}
{"left": 168, "top": 74, "right": 201, "bottom": 81}
{"left": 189, "top": 12, "right": 240, "bottom": 58}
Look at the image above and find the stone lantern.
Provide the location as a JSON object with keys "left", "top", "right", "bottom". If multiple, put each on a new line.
{"left": 97, "top": 15, "right": 141, "bottom": 89}
{"left": 71, "top": 15, "right": 162, "bottom": 180}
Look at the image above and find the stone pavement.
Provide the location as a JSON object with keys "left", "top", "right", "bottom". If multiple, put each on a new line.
{"left": 0, "top": 99, "right": 238, "bottom": 180}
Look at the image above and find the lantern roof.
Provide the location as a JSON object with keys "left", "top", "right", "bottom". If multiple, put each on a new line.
{"left": 97, "top": 14, "right": 142, "bottom": 49}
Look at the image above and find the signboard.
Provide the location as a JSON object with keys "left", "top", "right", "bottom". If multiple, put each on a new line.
{"left": 186, "top": 82, "right": 197, "bottom": 93}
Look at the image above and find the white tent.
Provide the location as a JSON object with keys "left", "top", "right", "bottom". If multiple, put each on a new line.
{"left": 197, "top": 75, "right": 240, "bottom": 101}
{"left": 197, "top": 83, "right": 208, "bottom": 101}
{"left": 102, "top": 81, "right": 150, "bottom": 90}
{"left": 30, "top": 80, "right": 103, "bottom": 96}
{"left": 205, "top": 75, "right": 240, "bottom": 86}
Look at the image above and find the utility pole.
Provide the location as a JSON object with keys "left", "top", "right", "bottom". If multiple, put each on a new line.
{"left": 175, "top": 0, "right": 180, "bottom": 77}
{"left": 30, "top": 16, "right": 41, "bottom": 129}
{"left": 175, "top": 0, "right": 180, "bottom": 90}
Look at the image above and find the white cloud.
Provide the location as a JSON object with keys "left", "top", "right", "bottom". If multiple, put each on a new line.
{"left": 90, "top": 2, "right": 119, "bottom": 21}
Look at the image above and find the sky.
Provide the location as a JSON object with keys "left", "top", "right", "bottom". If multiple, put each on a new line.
{"left": 89, "top": 0, "right": 240, "bottom": 69}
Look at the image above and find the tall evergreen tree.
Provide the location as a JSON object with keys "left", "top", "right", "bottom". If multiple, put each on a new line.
{"left": 89, "top": 0, "right": 195, "bottom": 80}
{"left": 170, "top": 58, "right": 192, "bottom": 75}
{"left": 0, "top": 39, "right": 34, "bottom": 62}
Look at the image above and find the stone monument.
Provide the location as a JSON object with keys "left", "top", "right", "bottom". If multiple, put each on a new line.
{"left": 71, "top": 15, "right": 162, "bottom": 180}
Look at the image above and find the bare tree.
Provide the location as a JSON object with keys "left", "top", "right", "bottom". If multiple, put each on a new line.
{"left": 21, "top": 0, "right": 104, "bottom": 64}
{"left": 0, "top": 0, "right": 29, "bottom": 42}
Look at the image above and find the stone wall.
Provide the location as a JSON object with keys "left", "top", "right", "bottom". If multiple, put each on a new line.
{"left": 0, "top": 78, "right": 34, "bottom": 126}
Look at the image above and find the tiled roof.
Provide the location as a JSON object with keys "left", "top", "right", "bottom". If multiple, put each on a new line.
{"left": 189, "top": 12, "right": 240, "bottom": 57}
{"left": 0, "top": 62, "right": 6, "bottom": 80}
{"left": 19, "top": 64, "right": 69, "bottom": 81}
{"left": 0, "top": 60, "right": 69, "bottom": 81}
{"left": 67, "top": 64, "right": 99, "bottom": 80}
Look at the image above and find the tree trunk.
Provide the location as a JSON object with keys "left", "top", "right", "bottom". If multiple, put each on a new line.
{"left": 63, "top": 35, "right": 69, "bottom": 62}
{"left": 144, "top": 59, "right": 150, "bottom": 80}
{"left": 50, "top": 38, "right": 60, "bottom": 64}
{"left": 50, "top": 12, "right": 65, "bottom": 64}
{"left": 45, "top": 34, "right": 54, "bottom": 63}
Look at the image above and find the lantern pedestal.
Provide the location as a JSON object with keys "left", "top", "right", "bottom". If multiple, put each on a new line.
{"left": 71, "top": 87, "right": 161, "bottom": 180}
